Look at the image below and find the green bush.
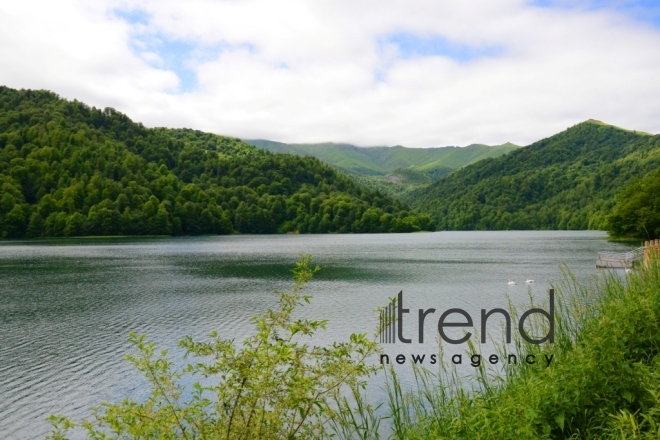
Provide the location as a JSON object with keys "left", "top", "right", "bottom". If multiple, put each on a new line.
{"left": 48, "top": 256, "right": 380, "bottom": 439}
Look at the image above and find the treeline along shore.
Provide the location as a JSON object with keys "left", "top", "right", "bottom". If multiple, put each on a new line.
{"left": 0, "top": 87, "right": 435, "bottom": 238}
{"left": 1, "top": 86, "right": 658, "bottom": 241}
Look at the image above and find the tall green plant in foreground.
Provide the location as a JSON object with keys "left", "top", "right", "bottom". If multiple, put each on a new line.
{"left": 384, "top": 260, "right": 660, "bottom": 439}
{"left": 48, "top": 255, "right": 380, "bottom": 439}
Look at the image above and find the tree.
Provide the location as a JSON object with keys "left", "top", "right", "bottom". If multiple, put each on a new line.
{"left": 607, "top": 167, "right": 660, "bottom": 240}
{"left": 64, "top": 212, "right": 86, "bottom": 236}
{"left": 3, "top": 204, "right": 27, "bottom": 237}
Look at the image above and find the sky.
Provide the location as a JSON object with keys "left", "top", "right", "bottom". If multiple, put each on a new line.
{"left": 1, "top": 0, "right": 659, "bottom": 147}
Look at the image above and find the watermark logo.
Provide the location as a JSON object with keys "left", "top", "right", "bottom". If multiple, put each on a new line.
{"left": 379, "top": 289, "right": 554, "bottom": 345}
{"left": 379, "top": 292, "right": 398, "bottom": 344}
{"left": 378, "top": 289, "right": 556, "bottom": 367}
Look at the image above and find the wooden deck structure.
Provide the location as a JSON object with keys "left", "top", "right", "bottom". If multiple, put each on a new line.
{"left": 596, "top": 239, "right": 660, "bottom": 268}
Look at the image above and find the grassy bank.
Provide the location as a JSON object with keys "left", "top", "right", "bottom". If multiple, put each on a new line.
{"left": 385, "top": 258, "right": 660, "bottom": 439}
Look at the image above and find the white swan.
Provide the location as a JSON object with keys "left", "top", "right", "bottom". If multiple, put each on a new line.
{"left": 526, "top": 279, "right": 534, "bottom": 284}
{"left": 507, "top": 279, "right": 517, "bottom": 285}
{"left": 625, "top": 268, "right": 632, "bottom": 273}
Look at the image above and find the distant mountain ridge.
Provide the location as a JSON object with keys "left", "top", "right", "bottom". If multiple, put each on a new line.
{"left": 244, "top": 139, "right": 519, "bottom": 176}
{"left": 406, "top": 120, "right": 660, "bottom": 230}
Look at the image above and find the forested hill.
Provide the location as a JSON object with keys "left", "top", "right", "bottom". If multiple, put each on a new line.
{"left": 0, "top": 87, "right": 434, "bottom": 238}
{"left": 245, "top": 140, "right": 518, "bottom": 199}
{"left": 407, "top": 120, "right": 660, "bottom": 230}
{"left": 245, "top": 139, "right": 519, "bottom": 176}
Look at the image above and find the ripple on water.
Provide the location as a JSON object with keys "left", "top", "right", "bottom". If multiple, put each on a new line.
{"left": 0, "top": 232, "right": 634, "bottom": 438}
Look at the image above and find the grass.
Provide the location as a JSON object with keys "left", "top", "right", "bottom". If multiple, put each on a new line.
{"left": 372, "top": 256, "right": 660, "bottom": 439}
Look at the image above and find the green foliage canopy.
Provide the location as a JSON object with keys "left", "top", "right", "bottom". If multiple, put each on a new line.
{"left": 408, "top": 121, "right": 660, "bottom": 230}
{"left": 607, "top": 167, "right": 660, "bottom": 240}
{"left": 247, "top": 139, "right": 519, "bottom": 198}
{"left": 0, "top": 87, "right": 434, "bottom": 238}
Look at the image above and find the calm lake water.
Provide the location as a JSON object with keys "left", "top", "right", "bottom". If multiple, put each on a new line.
{"left": 0, "top": 231, "right": 635, "bottom": 438}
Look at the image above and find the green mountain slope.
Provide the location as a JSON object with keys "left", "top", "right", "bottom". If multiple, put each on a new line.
{"left": 0, "top": 87, "right": 434, "bottom": 238}
{"left": 245, "top": 139, "right": 519, "bottom": 199}
{"left": 245, "top": 139, "right": 519, "bottom": 176}
{"left": 406, "top": 121, "right": 660, "bottom": 230}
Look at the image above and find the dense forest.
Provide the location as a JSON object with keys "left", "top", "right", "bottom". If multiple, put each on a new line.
{"left": 247, "top": 139, "right": 518, "bottom": 198}
{"left": 606, "top": 167, "right": 660, "bottom": 240}
{"left": 407, "top": 120, "right": 660, "bottom": 230}
{"left": 339, "top": 166, "right": 454, "bottom": 199}
{"left": 0, "top": 87, "right": 434, "bottom": 238}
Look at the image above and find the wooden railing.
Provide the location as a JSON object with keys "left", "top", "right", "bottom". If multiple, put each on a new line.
{"left": 596, "top": 239, "right": 660, "bottom": 268}
{"left": 597, "top": 247, "right": 645, "bottom": 268}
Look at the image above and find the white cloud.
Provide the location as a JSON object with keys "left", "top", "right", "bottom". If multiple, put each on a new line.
{"left": 0, "top": 0, "right": 659, "bottom": 147}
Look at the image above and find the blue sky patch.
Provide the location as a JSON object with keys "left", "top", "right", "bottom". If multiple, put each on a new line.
{"left": 114, "top": 8, "right": 254, "bottom": 93}
{"left": 530, "top": 0, "right": 660, "bottom": 28}
{"left": 381, "top": 33, "right": 502, "bottom": 62}
{"left": 113, "top": 8, "right": 150, "bottom": 26}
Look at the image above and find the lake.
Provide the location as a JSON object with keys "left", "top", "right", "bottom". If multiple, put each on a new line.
{"left": 0, "top": 231, "right": 634, "bottom": 438}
